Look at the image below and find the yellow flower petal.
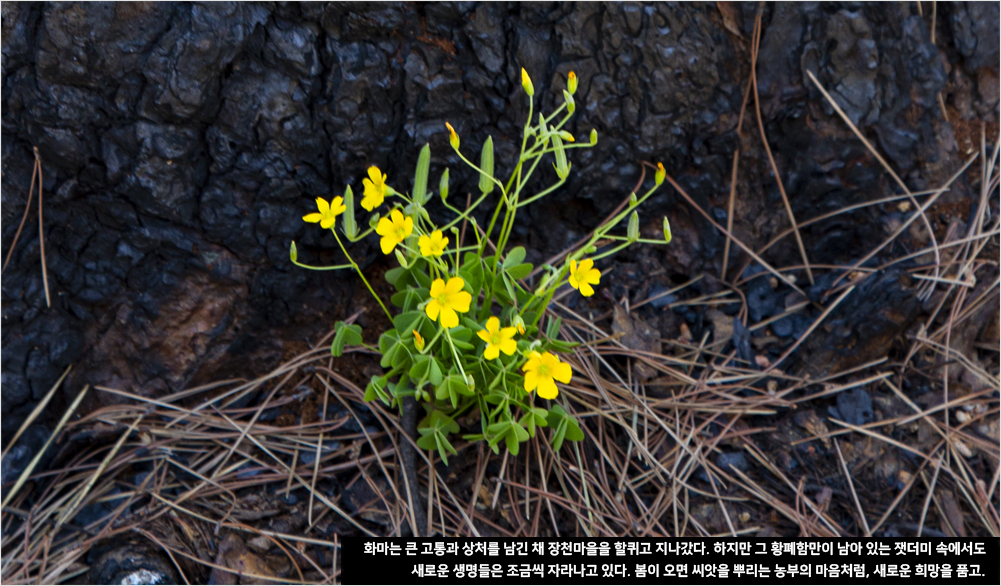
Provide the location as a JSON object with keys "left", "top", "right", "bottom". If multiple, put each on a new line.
{"left": 315, "top": 197, "right": 329, "bottom": 214}
{"left": 442, "top": 276, "right": 462, "bottom": 295}
{"left": 499, "top": 338, "right": 518, "bottom": 356}
{"left": 321, "top": 216, "right": 336, "bottom": 229}
{"left": 553, "top": 361, "right": 572, "bottom": 384}
{"left": 477, "top": 328, "right": 492, "bottom": 343}
{"left": 380, "top": 235, "right": 396, "bottom": 254}
{"left": 523, "top": 370, "right": 539, "bottom": 392}
{"left": 439, "top": 306, "right": 459, "bottom": 329}
{"left": 484, "top": 344, "right": 500, "bottom": 360}
{"left": 425, "top": 299, "right": 440, "bottom": 322}
{"left": 303, "top": 213, "right": 322, "bottom": 223}
{"left": 450, "top": 291, "right": 471, "bottom": 313}
{"left": 537, "top": 377, "right": 559, "bottom": 400}
{"left": 578, "top": 282, "right": 594, "bottom": 296}
{"left": 429, "top": 279, "right": 446, "bottom": 298}
{"left": 376, "top": 216, "right": 394, "bottom": 236}
{"left": 485, "top": 316, "right": 500, "bottom": 333}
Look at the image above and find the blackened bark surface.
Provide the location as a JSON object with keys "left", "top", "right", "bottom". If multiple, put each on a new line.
{"left": 2, "top": 3, "right": 997, "bottom": 439}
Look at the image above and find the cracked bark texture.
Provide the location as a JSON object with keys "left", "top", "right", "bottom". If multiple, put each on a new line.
{"left": 2, "top": 3, "right": 997, "bottom": 438}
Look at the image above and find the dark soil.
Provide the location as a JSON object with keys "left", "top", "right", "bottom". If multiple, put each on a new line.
{"left": 1, "top": 2, "right": 998, "bottom": 581}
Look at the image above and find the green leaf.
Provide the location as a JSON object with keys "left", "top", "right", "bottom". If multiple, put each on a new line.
{"left": 385, "top": 266, "right": 406, "bottom": 288}
{"left": 479, "top": 136, "right": 494, "bottom": 195}
{"left": 413, "top": 144, "right": 431, "bottom": 205}
{"left": 565, "top": 419, "right": 584, "bottom": 442}
{"left": 505, "top": 428, "right": 520, "bottom": 455}
{"left": 410, "top": 354, "right": 432, "bottom": 380}
{"left": 546, "top": 315, "right": 563, "bottom": 339}
{"left": 547, "top": 339, "right": 579, "bottom": 353}
{"left": 503, "top": 246, "right": 526, "bottom": 269}
{"left": 552, "top": 420, "right": 568, "bottom": 451}
{"left": 416, "top": 434, "right": 438, "bottom": 451}
{"left": 331, "top": 321, "right": 363, "bottom": 357}
{"left": 379, "top": 331, "right": 411, "bottom": 369}
{"left": 428, "top": 357, "right": 444, "bottom": 386}
{"left": 364, "top": 376, "right": 390, "bottom": 405}
{"left": 393, "top": 311, "right": 425, "bottom": 334}
{"left": 505, "top": 263, "right": 533, "bottom": 280}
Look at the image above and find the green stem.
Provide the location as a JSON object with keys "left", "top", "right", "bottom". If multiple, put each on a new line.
{"left": 333, "top": 230, "right": 392, "bottom": 321}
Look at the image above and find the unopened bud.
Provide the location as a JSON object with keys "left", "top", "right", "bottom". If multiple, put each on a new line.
{"left": 568, "top": 71, "right": 578, "bottom": 95}
{"left": 627, "top": 211, "right": 639, "bottom": 243}
{"left": 558, "top": 130, "right": 575, "bottom": 143}
{"left": 394, "top": 249, "right": 410, "bottom": 269}
{"left": 521, "top": 67, "right": 535, "bottom": 97}
{"left": 445, "top": 121, "right": 459, "bottom": 150}
{"left": 439, "top": 168, "right": 449, "bottom": 202}
{"left": 589, "top": 129, "right": 597, "bottom": 145}
{"left": 290, "top": 241, "right": 298, "bottom": 262}
{"left": 663, "top": 216, "right": 672, "bottom": 244}
{"left": 629, "top": 192, "right": 638, "bottom": 207}
{"left": 655, "top": 162, "right": 665, "bottom": 186}
{"left": 563, "top": 90, "right": 575, "bottom": 114}
{"left": 512, "top": 315, "right": 526, "bottom": 335}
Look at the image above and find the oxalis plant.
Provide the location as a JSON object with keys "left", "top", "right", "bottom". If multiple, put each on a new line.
{"left": 292, "top": 69, "right": 672, "bottom": 464}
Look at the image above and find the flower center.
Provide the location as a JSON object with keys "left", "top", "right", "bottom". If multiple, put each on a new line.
{"left": 437, "top": 293, "right": 449, "bottom": 306}
{"left": 489, "top": 333, "right": 501, "bottom": 345}
{"left": 537, "top": 364, "right": 550, "bottom": 377}
{"left": 395, "top": 226, "right": 407, "bottom": 239}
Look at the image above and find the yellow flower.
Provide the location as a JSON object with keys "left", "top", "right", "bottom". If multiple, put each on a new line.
{"left": 445, "top": 121, "right": 459, "bottom": 149}
{"left": 522, "top": 351, "right": 572, "bottom": 400}
{"left": 568, "top": 258, "right": 601, "bottom": 297}
{"left": 413, "top": 330, "right": 425, "bottom": 352}
{"left": 418, "top": 230, "right": 449, "bottom": 257}
{"left": 375, "top": 209, "right": 413, "bottom": 255}
{"left": 302, "top": 196, "right": 346, "bottom": 229}
{"left": 477, "top": 317, "right": 518, "bottom": 360}
{"left": 361, "top": 166, "right": 388, "bottom": 211}
{"left": 425, "top": 277, "right": 472, "bottom": 329}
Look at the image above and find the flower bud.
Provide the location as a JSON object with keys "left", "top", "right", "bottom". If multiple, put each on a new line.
{"left": 584, "top": 245, "right": 597, "bottom": 254}
{"left": 465, "top": 374, "right": 476, "bottom": 392}
{"left": 629, "top": 192, "right": 638, "bottom": 207}
{"left": 290, "top": 241, "right": 298, "bottom": 262}
{"left": 563, "top": 90, "right": 575, "bottom": 114}
{"left": 627, "top": 210, "right": 639, "bottom": 243}
{"left": 413, "top": 329, "right": 425, "bottom": 352}
{"left": 445, "top": 121, "right": 459, "bottom": 150}
{"left": 343, "top": 185, "right": 358, "bottom": 238}
{"left": 439, "top": 168, "right": 449, "bottom": 202}
{"left": 552, "top": 134, "right": 569, "bottom": 179}
{"left": 394, "top": 249, "right": 410, "bottom": 269}
{"left": 568, "top": 71, "right": 578, "bottom": 95}
{"left": 479, "top": 136, "right": 494, "bottom": 195}
{"left": 655, "top": 162, "right": 665, "bottom": 186}
{"left": 521, "top": 67, "right": 534, "bottom": 97}
{"left": 589, "top": 129, "right": 598, "bottom": 145}
{"left": 512, "top": 315, "right": 527, "bottom": 335}
{"left": 558, "top": 130, "right": 575, "bottom": 143}
{"left": 663, "top": 216, "right": 673, "bottom": 244}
